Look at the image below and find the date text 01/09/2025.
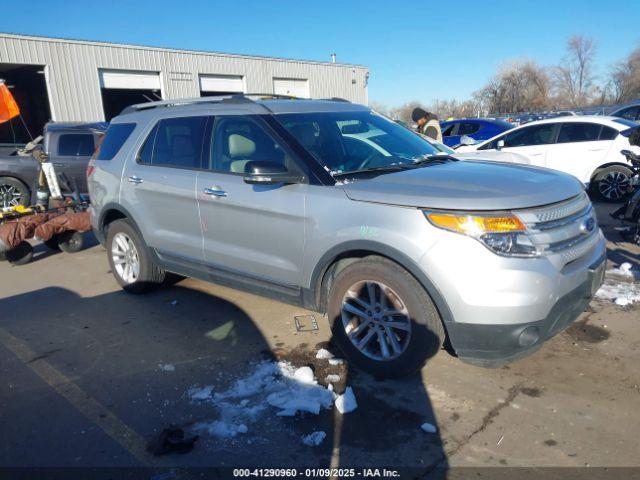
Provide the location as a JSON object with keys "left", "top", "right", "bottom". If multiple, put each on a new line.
{"left": 232, "top": 468, "right": 401, "bottom": 477}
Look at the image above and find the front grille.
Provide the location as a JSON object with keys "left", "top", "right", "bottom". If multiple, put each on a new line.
{"left": 516, "top": 192, "right": 599, "bottom": 264}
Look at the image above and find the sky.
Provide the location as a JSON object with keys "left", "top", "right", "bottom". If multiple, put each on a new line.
{"left": 2, "top": 0, "right": 639, "bottom": 106}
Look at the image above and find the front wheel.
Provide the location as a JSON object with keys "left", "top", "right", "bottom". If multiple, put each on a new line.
{"left": 106, "top": 219, "right": 166, "bottom": 294}
{"left": 592, "top": 165, "right": 634, "bottom": 202}
{"left": 326, "top": 256, "right": 445, "bottom": 378}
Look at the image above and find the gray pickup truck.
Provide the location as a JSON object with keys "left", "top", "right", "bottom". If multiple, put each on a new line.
{"left": 0, "top": 122, "right": 107, "bottom": 208}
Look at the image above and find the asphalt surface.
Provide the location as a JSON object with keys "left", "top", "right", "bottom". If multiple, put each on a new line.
{"left": 0, "top": 201, "right": 639, "bottom": 478}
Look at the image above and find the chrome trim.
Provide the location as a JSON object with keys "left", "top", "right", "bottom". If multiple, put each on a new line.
{"left": 529, "top": 205, "right": 593, "bottom": 232}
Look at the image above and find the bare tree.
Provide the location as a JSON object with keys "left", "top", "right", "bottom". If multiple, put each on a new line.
{"left": 553, "top": 35, "right": 597, "bottom": 107}
{"left": 609, "top": 45, "right": 640, "bottom": 103}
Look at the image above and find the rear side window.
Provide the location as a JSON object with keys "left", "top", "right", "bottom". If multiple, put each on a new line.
{"left": 503, "top": 124, "right": 556, "bottom": 147}
{"left": 138, "top": 116, "right": 208, "bottom": 169}
{"left": 599, "top": 126, "right": 618, "bottom": 140}
{"left": 58, "top": 134, "right": 95, "bottom": 156}
{"left": 556, "top": 123, "right": 601, "bottom": 143}
{"left": 96, "top": 123, "right": 136, "bottom": 160}
{"left": 457, "top": 122, "right": 480, "bottom": 136}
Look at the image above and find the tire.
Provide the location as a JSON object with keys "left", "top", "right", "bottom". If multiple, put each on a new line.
{"left": 5, "top": 241, "right": 34, "bottom": 265}
{"left": 0, "top": 177, "right": 30, "bottom": 209}
{"left": 58, "top": 231, "right": 84, "bottom": 253}
{"left": 326, "top": 256, "right": 445, "bottom": 378}
{"left": 591, "top": 165, "right": 634, "bottom": 202}
{"left": 106, "top": 219, "right": 166, "bottom": 294}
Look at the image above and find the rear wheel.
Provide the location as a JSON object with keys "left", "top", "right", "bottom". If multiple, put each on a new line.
{"left": 106, "top": 219, "right": 165, "bottom": 294}
{"left": 326, "top": 256, "right": 445, "bottom": 378}
{"left": 592, "top": 165, "right": 633, "bottom": 202}
{"left": 5, "top": 241, "right": 34, "bottom": 265}
{"left": 58, "top": 231, "right": 84, "bottom": 253}
{"left": 0, "top": 177, "right": 30, "bottom": 209}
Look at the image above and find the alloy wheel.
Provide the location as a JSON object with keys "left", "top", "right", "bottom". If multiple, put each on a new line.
{"left": 340, "top": 280, "right": 412, "bottom": 361}
{"left": 111, "top": 232, "right": 140, "bottom": 284}
{"left": 0, "top": 184, "right": 24, "bottom": 208}
{"left": 598, "top": 171, "right": 630, "bottom": 200}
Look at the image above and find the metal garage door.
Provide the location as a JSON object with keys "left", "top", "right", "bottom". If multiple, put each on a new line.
{"left": 199, "top": 74, "right": 245, "bottom": 94}
{"left": 273, "top": 78, "right": 309, "bottom": 98}
{"left": 99, "top": 69, "right": 161, "bottom": 90}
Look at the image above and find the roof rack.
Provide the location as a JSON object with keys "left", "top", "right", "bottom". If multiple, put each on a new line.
{"left": 119, "top": 93, "right": 351, "bottom": 116}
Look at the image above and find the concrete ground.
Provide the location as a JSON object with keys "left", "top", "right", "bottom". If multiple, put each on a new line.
{"left": 0, "top": 201, "right": 639, "bottom": 478}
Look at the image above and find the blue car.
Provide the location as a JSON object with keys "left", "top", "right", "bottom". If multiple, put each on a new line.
{"left": 440, "top": 118, "right": 514, "bottom": 147}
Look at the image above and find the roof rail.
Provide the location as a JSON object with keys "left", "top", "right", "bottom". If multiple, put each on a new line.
{"left": 119, "top": 93, "right": 348, "bottom": 116}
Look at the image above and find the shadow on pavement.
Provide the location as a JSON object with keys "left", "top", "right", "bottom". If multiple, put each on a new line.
{"left": 0, "top": 282, "right": 448, "bottom": 477}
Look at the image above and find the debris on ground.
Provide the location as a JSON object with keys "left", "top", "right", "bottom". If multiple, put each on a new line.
{"left": 149, "top": 427, "right": 199, "bottom": 455}
{"left": 159, "top": 363, "right": 175, "bottom": 372}
{"left": 328, "top": 358, "right": 344, "bottom": 366}
{"left": 315, "top": 348, "right": 334, "bottom": 360}
{"left": 420, "top": 422, "right": 437, "bottom": 434}
{"left": 335, "top": 386, "right": 358, "bottom": 414}
{"left": 301, "top": 431, "right": 327, "bottom": 446}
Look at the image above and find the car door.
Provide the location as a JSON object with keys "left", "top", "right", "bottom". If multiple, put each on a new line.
{"left": 196, "top": 115, "right": 306, "bottom": 287}
{"left": 485, "top": 123, "right": 559, "bottom": 167}
{"left": 545, "top": 122, "right": 613, "bottom": 182}
{"left": 52, "top": 132, "right": 96, "bottom": 193}
{"left": 119, "top": 115, "right": 208, "bottom": 261}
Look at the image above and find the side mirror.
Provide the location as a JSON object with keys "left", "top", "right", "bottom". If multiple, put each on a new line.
{"left": 496, "top": 139, "right": 505, "bottom": 150}
{"left": 243, "top": 160, "right": 303, "bottom": 185}
{"left": 459, "top": 135, "right": 477, "bottom": 146}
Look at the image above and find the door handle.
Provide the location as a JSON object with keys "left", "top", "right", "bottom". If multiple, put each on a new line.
{"left": 128, "top": 175, "right": 144, "bottom": 184}
{"left": 203, "top": 187, "right": 227, "bottom": 197}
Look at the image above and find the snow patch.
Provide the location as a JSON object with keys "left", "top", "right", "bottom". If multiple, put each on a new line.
{"left": 315, "top": 348, "right": 335, "bottom": 360}
{"left": 596, "top": 277, "right": 640, "bottom": 306}
{"left": 325, "top": 374, "right": 341, "bottom": 384}
{"left": 194, "top": 420, "right": 248, "bottom": 438}
{"left": 301, "top": 431, "right": 326, "bottom": 446}
{"left": 158, "top": 363, "right": 175, "bottom": 372}
{"left": 335, "top": 387, "right": 358, "bottom": 414}
{"left": 188, "top": 385, "right": 214, "bottom": 401}
{"left": 421, "top": 422, "right": 437, "bottom": 434}
{"left": 328, "top": 358, "right": 344, "bottom": 366}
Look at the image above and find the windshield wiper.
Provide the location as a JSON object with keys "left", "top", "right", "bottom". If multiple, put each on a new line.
{"left": 332, "top": 164, "right": 409, "bottom": 178}
{"left": 411, "top": 154, "right": 457, "bottom": 166}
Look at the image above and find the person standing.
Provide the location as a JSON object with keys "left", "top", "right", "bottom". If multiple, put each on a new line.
{"left": 412, "top": 107, "right": 443, "bottom": 142}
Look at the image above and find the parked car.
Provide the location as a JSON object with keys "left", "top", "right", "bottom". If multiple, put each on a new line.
{"left": 0, "top": 122, "right": 106, "bottom": 208}
{"left": 609, "top": 101, "right": 640, "bottom": 122}
{"left": 440, "top": 118, "right": 514, "bottom": 147}
{"left": 89, "top": 96, "right": 605, "bottom": 377}
{"left": 457, "top": 115, "right": 640, "bottom": 201}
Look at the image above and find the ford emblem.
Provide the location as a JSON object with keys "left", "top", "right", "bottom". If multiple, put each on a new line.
{"left": 580, "top": 217, "right": 596, "bottom": 234}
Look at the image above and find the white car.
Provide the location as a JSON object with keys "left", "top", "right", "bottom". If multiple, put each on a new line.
{"left": 456, "top": 116, "right": 640, "bottom": 201}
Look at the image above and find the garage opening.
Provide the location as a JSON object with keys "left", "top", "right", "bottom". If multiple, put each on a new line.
{"left": 273, "top": 77, "right": 309, "bottom": 99}
{"left": 199, "top": 74, "right": 244, "bottom": 97}
{"left": 0, "top": 63, "right": 52, "bottom": 146}
{"left": 99, "top": 69, "right": 162, "bottom": 121}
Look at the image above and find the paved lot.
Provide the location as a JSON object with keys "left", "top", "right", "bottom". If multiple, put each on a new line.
{"left": 0, "top": 201, "right": 639, "bottom": 476}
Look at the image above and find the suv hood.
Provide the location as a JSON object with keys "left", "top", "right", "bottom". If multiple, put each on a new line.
{"left": 341, "top": 160, "right": 584, "bottom": 210}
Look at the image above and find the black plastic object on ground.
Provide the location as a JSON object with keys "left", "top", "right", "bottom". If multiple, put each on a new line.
{"left": 148, "top": 427, "right": 199, "bottom": 456}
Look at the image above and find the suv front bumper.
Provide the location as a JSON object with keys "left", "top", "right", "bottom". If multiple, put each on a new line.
{"left": 445, "top": 249, "right": 606, "bottom": 367}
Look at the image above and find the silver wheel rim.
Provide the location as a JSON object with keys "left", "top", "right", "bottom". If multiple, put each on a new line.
{"left": 111, "top": 232, "right": 140, "bottom": 284}
{"left": 341, "top": 280, "right": 412, "bottom": 361}
{"left": 0, "top": 184, "right": 24, "bottom": 208}
{"left": 599, "top": 171, "right": 630, "bottom": 200}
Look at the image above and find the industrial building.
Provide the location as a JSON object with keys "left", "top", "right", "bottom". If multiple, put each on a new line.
{"left": 0, "top": 33, "right": 369, "bottom": 144}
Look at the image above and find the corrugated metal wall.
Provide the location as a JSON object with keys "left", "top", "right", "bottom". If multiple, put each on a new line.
{"left": 0, "top": 33, "right": 369, "bottom": 121}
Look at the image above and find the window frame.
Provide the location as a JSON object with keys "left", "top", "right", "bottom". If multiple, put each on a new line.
{"left": 135, "top": 114, "right": 213, "bottom": 172}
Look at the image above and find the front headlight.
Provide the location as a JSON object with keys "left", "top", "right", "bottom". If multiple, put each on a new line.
{"left": 424, "top": 211, "right": 539, "bottom": 257}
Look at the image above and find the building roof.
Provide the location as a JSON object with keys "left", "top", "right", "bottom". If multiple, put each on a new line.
{"left": 0, "top": 32, "right": 367, "bottom": 69}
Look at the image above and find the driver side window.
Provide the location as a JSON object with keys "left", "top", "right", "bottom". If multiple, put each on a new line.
{"left": 210, "top": 117, "right": 291, "bottom": 174}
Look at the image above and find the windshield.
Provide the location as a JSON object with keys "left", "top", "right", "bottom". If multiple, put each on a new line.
{"left": 276, "top": 111, "right": 441, "bottom": 175}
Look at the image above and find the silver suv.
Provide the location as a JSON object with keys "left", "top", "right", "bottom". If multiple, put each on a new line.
{"left": 88, "top": 96, "right": 606, "bottom": 377}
